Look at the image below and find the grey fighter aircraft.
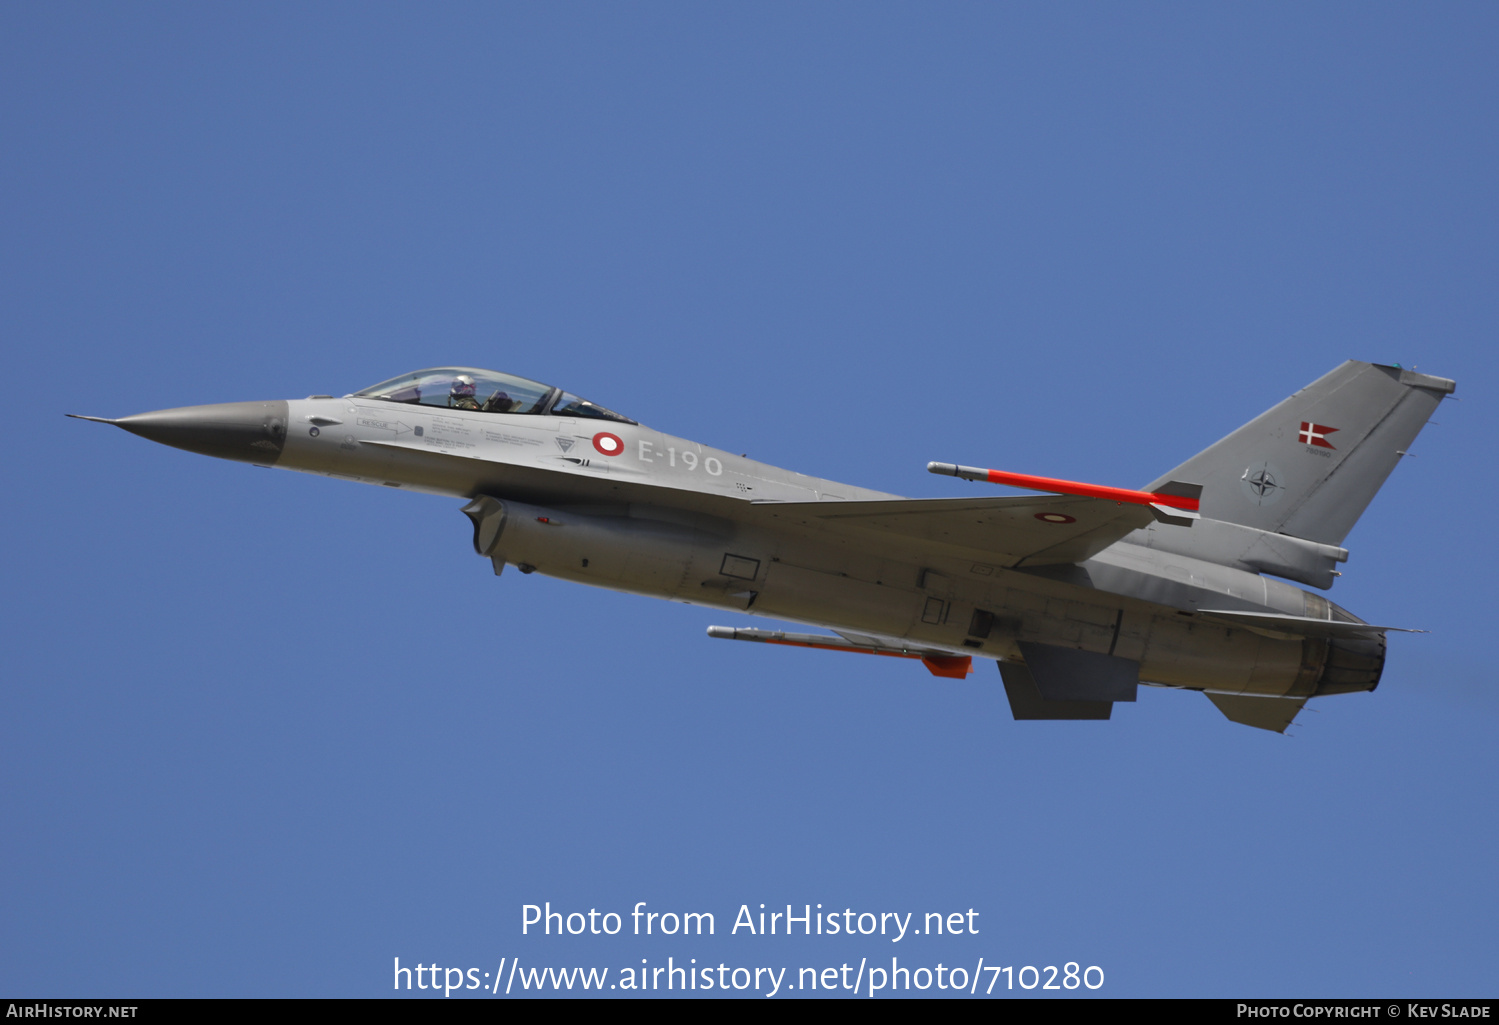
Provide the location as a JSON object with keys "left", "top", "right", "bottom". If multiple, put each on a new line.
{"left": 71, "top": 360, "right": 1453, "bottom": 732}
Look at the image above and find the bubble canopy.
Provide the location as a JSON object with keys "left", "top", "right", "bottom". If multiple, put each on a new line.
{"left": 352, "top": 367, "right": 636, "bottom": 425}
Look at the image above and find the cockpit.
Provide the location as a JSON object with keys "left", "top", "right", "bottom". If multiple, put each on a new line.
{"left": 352, "top": 367, "right": 636, "bottom": 425}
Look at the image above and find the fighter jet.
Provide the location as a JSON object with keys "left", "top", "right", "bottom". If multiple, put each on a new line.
{"left": 71, "top": 360, "right": 1453, "bottom": 732}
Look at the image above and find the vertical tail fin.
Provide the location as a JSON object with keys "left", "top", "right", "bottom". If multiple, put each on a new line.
{"left": 1145, "top": 362, "right": 1454, "bottom": 546}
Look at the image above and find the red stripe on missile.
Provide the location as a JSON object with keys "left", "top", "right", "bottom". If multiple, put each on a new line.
{"left": 754, "top": 637, "right": 972, "bottom": 679}
{"left": 708, "top": 626, "right": 975, "bottom": 680}
{"left": 929, "top": 462, "right": 1200, "bottom": 511}
{"left": 982, "top": 468, "right": 1199, "bottom": 510}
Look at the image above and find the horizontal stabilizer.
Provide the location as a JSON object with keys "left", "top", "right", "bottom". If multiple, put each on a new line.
{"left": 998, "top": 661, "right": 1112, "bottom": 720}
{"left": 1017, "top": 641, "right": 1140, "bottom": 702}
{"left": 1206, "top": 692, "right": 1306, "bottom": 734}
{"left": 707, "top": 626, "right": 972, "bottom": 679}
{"left": 1196, "top": 609, "right": 1423, "bottom": 638}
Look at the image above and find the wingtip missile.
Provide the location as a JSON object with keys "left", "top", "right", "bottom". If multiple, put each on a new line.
{"left": 929, "top": 460, "right": 1201, "bottom": 521}
{"left": 707, "top": 625, "right": 973, "bottom": 679}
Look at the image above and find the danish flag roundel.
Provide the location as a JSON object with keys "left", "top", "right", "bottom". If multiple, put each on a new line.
{"left": 592, "top": 432, "right": 624, "bottom": 456}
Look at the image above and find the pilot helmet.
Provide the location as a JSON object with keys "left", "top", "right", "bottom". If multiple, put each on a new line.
{"left": 450, "top": 374, "right": 477, "bottom": 398}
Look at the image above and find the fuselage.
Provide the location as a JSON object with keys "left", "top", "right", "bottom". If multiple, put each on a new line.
{"left": 83, "top": 360, "right": 1459, "bottom": 730}
{"left": 245, "top": 392, "right": 1372, "bottom": 704}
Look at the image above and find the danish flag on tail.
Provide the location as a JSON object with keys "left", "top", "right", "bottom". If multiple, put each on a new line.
{"left": 1299, "top": 421, "right": 1338, "bottom": 449}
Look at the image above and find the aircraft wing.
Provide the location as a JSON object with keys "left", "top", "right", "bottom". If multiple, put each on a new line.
{"left": 749, "top": 494, "right": 1156, "bottom": 566}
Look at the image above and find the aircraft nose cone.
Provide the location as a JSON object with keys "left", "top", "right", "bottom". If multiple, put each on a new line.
{"left": 114, "top": 400, "right": 290, "bottom": 465}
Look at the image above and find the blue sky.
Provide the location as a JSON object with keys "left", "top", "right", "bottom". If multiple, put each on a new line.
{"left": 2, "top": 3, "right": 1495, "bottom": 998}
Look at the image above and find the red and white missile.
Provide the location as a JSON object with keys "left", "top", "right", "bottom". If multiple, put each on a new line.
{"left": 707, "top": 626, "right": 973, "bottom": 679}
{"left": 927, "top": 462, "right": 1201, "bottom": 524}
